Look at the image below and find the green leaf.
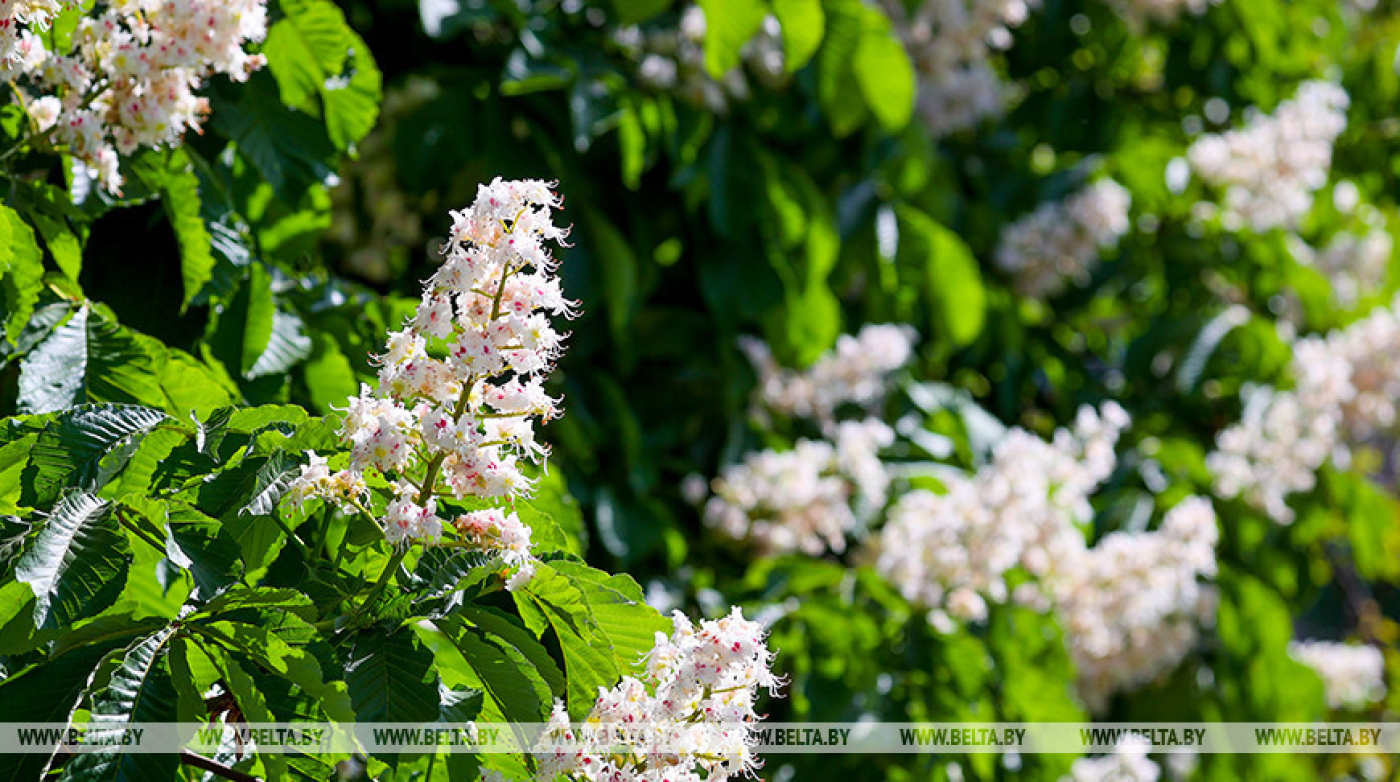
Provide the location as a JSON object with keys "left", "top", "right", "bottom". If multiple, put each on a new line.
{"left": 773, "top": 0, "right": 824, "bottom": 71}
{"left": 540, "top": 561, "right": 670, "bottom": 673}
{"left": 0, "top": 640, "right": 132, "bottom": 782}
{"left": 897, "top": 205, "right": 985, "bottom": 347}
{"left": 21, "top": 404, "right": 170, "bottom": 506}
{"left": 213, "top": 649, "right": 291, "bottom": 780}
{"left": 0, "top": 432, "right": 38, "bottom": 514}
{"left": 16, "top": 492, "right": 131, "bottom": 629}
{"left": 160, "top": 150, "right": 216, "bottom": 311}
{"left": 446, "top": 624, "right": 551, "bottom": 723}
{"left": 247, "top": 310, "right": 313, "bottom": 379}
{"left": 303, "top": 333, "right": 358, "bottom": 413}
{"left": 25, "top": 207, "right": 83, "bottom": 283}
{"left": 344, "top": 625, "right": 441, "bottom": 723}
{"left": 264, "top": 0, "right": 383, "bottom": 150}
{"left": 168, "top": 636, "right": 221, "bottom": 723}
{"left": 208, "top": 72, "right": 338, "bottom": 195}
{"left": 0, "top": 202, "right": 43, "bottom": 346}
{"left": 191, "top": 619, "right": 355, "bottom": 722}
{"left": 156, "top": 350, "right": 239, "bottom": 422}
{"left": 520, "top": 567, "right": 619, "bottom": 717}
{"left": 62, "top": 628, "right": 181, "bottom": 782}
{"left": 16, "top": 304, "right": 170, "bottom": 414}
{"left": 851, "top": 28, "right": 915, "bottom": 131}
{"left": 815, "top": 0, "right": 871, "bottom": 135}
{"left": 208, "top": 264, "right": 276, "bottom": 378}
{"left": 699, "top": 0, "right": 768, "bottom": 77}
{"left": 453, "top": 606, "right": 566, "bottom": 699}
{"left": 584, "top": 209, "right": 638, "bottom": 343}
{"left": 164, "top": 502, "right": 245, "bottom": 599}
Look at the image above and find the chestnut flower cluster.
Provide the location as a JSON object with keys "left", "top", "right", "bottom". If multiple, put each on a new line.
{"left": 871, "top": 403, "right": 1130, "bottom": 627}
{"left": 994, "top": 179, "right": 1132, "bottom": 299}
{"left": 703, "top": 418, "right": 895, "bottom": 556}
{"left": 612, "top": 6, "right": 785, "bottom": 114}
{"left": 1209, "top": 296, "right": 1400, "bottom": 523}
{"left": 3, "top": 0, "right": 268, "bottom": 191}
{"left": 1064, "top": 735, "right": 1160, "bottom": 782}
{"left": 1187, "top": 81, "right": 1349, "bottom": 233}
{"left": 880, "top": 0, "right": 1036, "bottom": 137}
{"left": 1050, "top": 496, "right": 1219, "bottom": 712}
{"left": 1287, "top": 641, "right": 1387, "bottom": 710}
{"left": 872, "top": 405, "right": 1219, "bottom": 710}
{"left": 701, "top": 326, "right": 915, "bottom": 555}
{"left": 286, "top": 178, "right": 579, "bottom": 590}
{"left": 536, "top": 607, "right": 783, "bottom": 782}
{"left": 739, "top": 323, "right": 917, "bottom": 424}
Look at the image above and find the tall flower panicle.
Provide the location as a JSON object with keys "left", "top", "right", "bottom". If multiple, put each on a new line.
{"left": 1051, "top": 496, "right": 1219, "bottom": 711}
{"left": 703, "top": 418, "right": 894, "bottom": 556}
{"left": 871, "top": 404, "right": 1219, "bottom": 710}
{"left": 994, "top": 179, "right": 1132, "bottom": 299}
{"left": 1187, "top": 81, "right": 1349, "bottom": 233}
{"left": 286, "top": 178, "right": 579, "bottom": 589}
{"left": 871, "top": 403, "right": 1130, "bottom": 626}
{"left": 4, "top": 0, "right": 269, "bottom": 191}
{"left": 1208, "top": 295, "right": 1400, "bottom": 523}
{"left": 536, "top": 607, "right": 783, "bottom": 782}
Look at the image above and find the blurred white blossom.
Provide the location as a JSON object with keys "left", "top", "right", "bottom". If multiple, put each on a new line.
{"left": 1209, "top": 295, "right": 1400, "bottom": 522}
{"left": 1187, "top": 81, "right": 1349, "bottom": 233}
{"left": 995, "top": 180, "right": 1132, "bottom": 298}
{"left": 881, "top": 0, "right": 1037, "bottom": 136}
{"left": 740, "top": 323, "right": 917, "bottom": 424}
{"left": 1288, "top": 641, "right": 1387, "bottom": 710}
{"left": 1065, "top": 734, "right": 1161, "bottom": 782}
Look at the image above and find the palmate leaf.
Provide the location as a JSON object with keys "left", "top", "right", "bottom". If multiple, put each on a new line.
{"left": 344, "top": 625, "right": 441, "bottom": 724}
{"left": 544, "top": 561, "right": 671, "bottom": 672}
{"left": 0, "top": 634, "right": 142, "bottom": 782}
{"left": 20, "top": 404, "right": 170, "bottom": 507}
{"left": 210, "top": 647, "right": 291, "bottom": 780}
{"left": 448, "top": 607, "right": 566, "bottom": 699}
{"left": 447, "top": 625, "right": 551, "bottom": 724}
{"left": 60, "top": 628, "right": 181, "bottom": 782}
{"left": 15, "top": 304, "right": 234, "bottom": 417}
{"left": 187, "top": 615, "right": 355, "bottom": 722}
{"left": 520, "top": 576, "right": 618, "bottom": 719}
{"left": 15, "top": 492, "right": 131, "bottom": 630}
{"left": 264, "top": 0, "right": 382, "bottom": 150}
